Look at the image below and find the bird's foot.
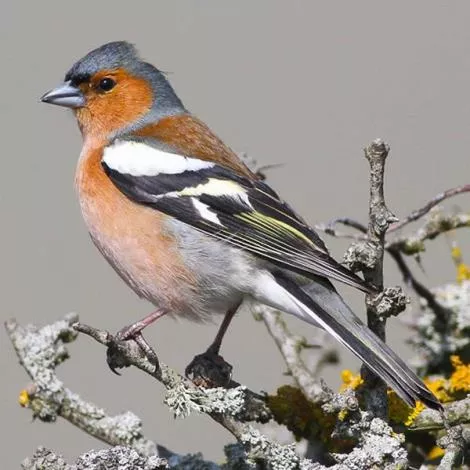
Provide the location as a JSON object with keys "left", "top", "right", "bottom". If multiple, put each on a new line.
{"left": 185, "top": 348, "right": 233, "bottom": 388}
{"left": 107, "top": 328, "right": 159, "bottom": 375}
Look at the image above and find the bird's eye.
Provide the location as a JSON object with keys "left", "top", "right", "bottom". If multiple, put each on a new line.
{"left": 98, "top": 78, "right": 116, "bottom": 92}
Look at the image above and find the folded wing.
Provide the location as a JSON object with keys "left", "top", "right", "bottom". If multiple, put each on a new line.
{"left": 102, "top": 138, "right": 376, "bottom": 294}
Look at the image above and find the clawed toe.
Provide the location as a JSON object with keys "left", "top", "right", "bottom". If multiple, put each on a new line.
{"left": 106, "top": 330, "right": 160, "bottom": 374}
{"left": 185, "top": 350, "right": 233, "bottom": 388}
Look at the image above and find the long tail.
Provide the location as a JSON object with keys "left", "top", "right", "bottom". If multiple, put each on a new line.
{"left": 273, "top": 272, "right": 442, "bottom": 410}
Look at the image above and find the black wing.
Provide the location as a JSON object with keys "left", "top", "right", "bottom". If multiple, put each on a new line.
{"left": 102, "top": 152, "right": 375, "bottom": 294}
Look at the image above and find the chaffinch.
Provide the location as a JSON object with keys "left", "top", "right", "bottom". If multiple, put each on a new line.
{"left": 41, "top": 41, "right": 440, "bottom": 410}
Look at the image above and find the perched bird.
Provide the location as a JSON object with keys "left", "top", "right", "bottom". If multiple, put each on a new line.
{"left": 41, "top": 41, "right": 440, "bottom": 410}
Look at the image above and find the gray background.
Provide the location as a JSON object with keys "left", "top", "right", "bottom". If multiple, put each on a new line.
{"left": 2, "top": 1, "right": 470, "bottom": 467}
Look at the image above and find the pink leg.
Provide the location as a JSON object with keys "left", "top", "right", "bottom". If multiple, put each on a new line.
{"left": 206, "top": 306, "right": 238, "bottom": 354}
{"left": 108, "top": 309, "right": 166, "bottom": 373}
{"left": 116, "top": 309, "right": 167, "bottom": 340}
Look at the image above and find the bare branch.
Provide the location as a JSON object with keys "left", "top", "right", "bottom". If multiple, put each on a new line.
{"left": 387, "top": 247, "right": 452, "bottom": 329}
{"left": 389, "top": 183, "right": 470, "bottom": 233}
{"left": 314, "top": 217, "right": 368, "bottom": 241}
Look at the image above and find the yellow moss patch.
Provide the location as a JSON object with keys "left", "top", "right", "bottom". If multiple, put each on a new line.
{"left": 267, "top": 385, "right": 336, "bottom": 442}
{"left": 268, "top": 385, "right": 356, "bottom": 453}
{"left": 18, "top": 389, "right": 30, "bottom": 407}
{"left": 340, "top": 370, "right": 364, "bottom": 391}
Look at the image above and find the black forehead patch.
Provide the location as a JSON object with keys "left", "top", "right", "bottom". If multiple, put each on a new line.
{"left": 65, "top": 41, "right": 139, "bottom": 83}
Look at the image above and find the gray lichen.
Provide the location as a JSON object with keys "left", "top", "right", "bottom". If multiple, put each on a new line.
{"left": 332, "top": 416, "right": 407, "bottom": 470}
{"left": 408, "top": 280, "right": 470, "bottom": 371}
{"left": 21, "top": 446, "right": 168, "bottom": 470}
{"left": 164, "top": 384, "right": 247, "bottom": 419}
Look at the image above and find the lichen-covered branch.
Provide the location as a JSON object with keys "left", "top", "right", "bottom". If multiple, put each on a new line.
{"left": 436, "top": 425, "right": 465, "bottom": 470}
{"left": 359, "top": 139, "right": 398, "bottom": 417}
{"left": 73, "top": 322, "right": 327, "bottom": 469}
{"left": 387, "top": 210, "right": 470, "bottom": 255}
{"left": 21, "top": 446, "right": 169, "bottom": 470}
{"left": 74, "top": 322, "right": 271, "bottom": 424}
{"left": 409, "top": 396, "right": 470, "bottom": 432}
{"left": 5, "top": 314, "right": 164, "bottom": 458}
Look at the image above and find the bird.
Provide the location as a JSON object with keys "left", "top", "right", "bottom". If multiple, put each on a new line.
{"left": 41, "top": 41, "right": 440, "bottom": 410}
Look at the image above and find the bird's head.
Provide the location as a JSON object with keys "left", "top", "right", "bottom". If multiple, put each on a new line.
{"left": 41, "top": 41, "right": 185, "bottom": 141}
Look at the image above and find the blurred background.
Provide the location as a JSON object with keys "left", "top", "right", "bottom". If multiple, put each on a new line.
{"left": 2, "top": 1, "right": 470, "bottom": 466}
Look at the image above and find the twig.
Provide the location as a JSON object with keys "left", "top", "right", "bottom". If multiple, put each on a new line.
{"left": 314, "top": 217, "right": 368, "bottom": 241}
{"left": 388, "top": 184, "right": 470, "bottom": 233}
{"left": 360, "top": 139, "right": 398, "bottom": 418}
{"left": 323, "top": 217, "right": 368, "bottom": 234}
{"left": 387, "top": 247, "right": 451, "bottom": 329}
{"left": 259, "top": 308, "right": 335, "bottom": 404}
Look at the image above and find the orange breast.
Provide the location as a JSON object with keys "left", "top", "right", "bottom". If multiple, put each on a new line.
{"left": 75, "top": 144, "right": 196, "bottom": 313}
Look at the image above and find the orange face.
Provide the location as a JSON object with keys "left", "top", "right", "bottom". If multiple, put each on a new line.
{"left": 75, "top": 68, "right": 153, "bottom": 141}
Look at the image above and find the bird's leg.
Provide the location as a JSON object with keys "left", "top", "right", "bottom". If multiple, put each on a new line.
{"left": 185, "top": 304, "right": 240, "bottom": 387}
{"left": 107, "top": 309, "right": 166, "bottom": 374}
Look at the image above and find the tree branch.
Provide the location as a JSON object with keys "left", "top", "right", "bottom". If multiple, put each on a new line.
{"left": 387, "top": 211, "right": 470, "bottom": 255}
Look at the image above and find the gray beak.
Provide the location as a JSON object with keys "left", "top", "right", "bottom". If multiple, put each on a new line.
{"left": 40, "top": 81, "right": 86, "bottom": 108}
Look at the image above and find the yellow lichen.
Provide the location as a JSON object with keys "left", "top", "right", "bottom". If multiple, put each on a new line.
{"left": 387, "top": 389, "right": 425, "bottom": 426}
{"left": 427, "top": 445, "right": 445, "bottom": 460}
{"left": 18, "top": 389, "right": 30, "bottom": 407}
{"left": 457, "top": 263, "right": 470, "bottom": 283}
{"left": 340, "top": 357, "right": 470, "bottom": 426}
{"left": 340, "top": 370, "right": 364, "bottom": 391}
{"left": 424, "top": 377, "right": 453, "bottom": 403}
{"left": 449, "top": 355, "right": 470, "bottom": 393}
{"left": 337, "top": 409, "right": 348, "bottom": 421}
{"left": 451, "top": 245, "right": 470, "bottom": 284}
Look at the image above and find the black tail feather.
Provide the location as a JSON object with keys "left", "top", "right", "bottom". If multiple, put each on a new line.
{"left": 275, "top": 273, "right": 442, "bottom": 411}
